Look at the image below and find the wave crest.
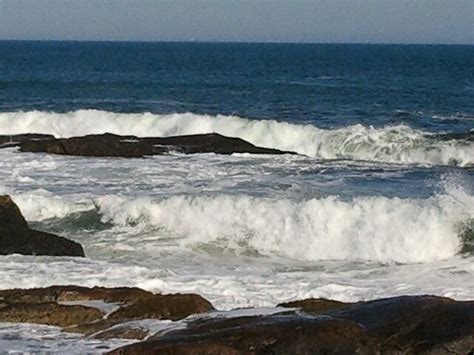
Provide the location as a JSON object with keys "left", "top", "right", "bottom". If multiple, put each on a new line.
{"left": 93, "top": 189, "right": 472, "bottom": 264}
{"left": 0, "top": 110, "right": 473, "bottom": 166}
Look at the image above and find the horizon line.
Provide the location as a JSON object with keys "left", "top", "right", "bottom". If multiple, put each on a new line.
{"left": 0, "top": 39, "right": 473, "bottom": 46}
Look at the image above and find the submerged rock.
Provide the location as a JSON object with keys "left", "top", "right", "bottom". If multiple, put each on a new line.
{"left": 17, "top": 132, "right": 294, "bottom": 157}
{"left": 0, "top": 195, "right": 84, "bottom": 257}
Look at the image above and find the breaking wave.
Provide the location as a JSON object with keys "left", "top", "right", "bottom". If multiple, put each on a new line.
{"left": 13, "top": 185, "right": 474, "bottom": 264}
{"left": 0, "top": 110, "right": 473, "bottom": 166}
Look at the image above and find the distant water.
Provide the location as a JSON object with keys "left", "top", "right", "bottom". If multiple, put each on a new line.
{"left": 0, "top": 41, "right": 473, "bottom": 351}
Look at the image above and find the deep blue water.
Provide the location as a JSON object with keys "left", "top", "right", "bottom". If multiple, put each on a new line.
{"left": 1, "top": 41, "right": 473, "bottom": 133}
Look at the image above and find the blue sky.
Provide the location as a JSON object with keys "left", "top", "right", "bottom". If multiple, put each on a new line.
{"left": 0, "top": 0, "right": 473, "bottom": 44}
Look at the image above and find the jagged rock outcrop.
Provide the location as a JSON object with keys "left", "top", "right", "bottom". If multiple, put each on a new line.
{"left": 0, "top": 195, "right": 84, "bottom": 257}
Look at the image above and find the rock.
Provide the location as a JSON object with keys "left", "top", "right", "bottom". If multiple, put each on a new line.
{"left": 142, "top": 133, "right": 293, "bottom": 155}
{"left": 19, "top": 132, "right": 294, "bottom": 157}
{"left": 0, "top": 286, "right": 214, "bottom": 340}
{"left": 20, "top": 133, "right": 157, "bottom": 157}
{"left": 277, "top": 298, "right": 350, "bottom": 313}
{"left": 284, "top": 295, "right": 474, "bottom": 354}
{"left": 0, "top": 285, "right": 151, "bottom": 304}
{"left": 111, "top": 295, "right": 474, "bottom": 354}
{"left": 0, "top": 134, "right": 54, "bottom": 148}
{"left": 0, "top": 195, "right": 85, "bottom": 257}
{"left": 0, "top": 195, "right": 28, "bottom": 227}
{"left": 324, "top": 295, "right": 474, "bottom": 354}
{"left": 0, "top": 302, "right": 103, "bottom": 327}
{"left": 108, "top": 293, "right": 214, "bottom": 322}
{"left": 109, "top": 313, "right": 380, "bottom": 354}
{"left": 95, "top": 326, "right": 150, "bottom": 340}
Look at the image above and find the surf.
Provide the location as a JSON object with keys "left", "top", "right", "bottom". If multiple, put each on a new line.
{"left": 0, "top": 110, "right": 473, "bottom": 166}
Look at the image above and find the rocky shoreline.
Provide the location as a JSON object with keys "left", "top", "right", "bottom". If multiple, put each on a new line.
{"left": 0, "top": 285, "right": 472, "bottom": 354}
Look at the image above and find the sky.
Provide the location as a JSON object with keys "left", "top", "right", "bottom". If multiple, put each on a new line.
{"left": 0, "top": 0, "right": 473, "bottom": 44}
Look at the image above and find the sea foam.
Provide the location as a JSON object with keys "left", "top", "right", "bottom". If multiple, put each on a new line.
{"left": 12, "top": 184, "right": 473, "bottom": 264}
{"left": 0, "top": 110, "right": 473, "bottom": 166}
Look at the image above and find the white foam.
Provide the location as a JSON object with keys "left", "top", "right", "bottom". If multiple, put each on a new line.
{"left": 0, "top": 110, "right": 473, "bottom": 166}
{"left": 11, "top": 189, "right": 93, "bottom": 221}
{"left": 0, "top": 322, "right": 132, "bottom": 354}
{"left": 94, "top": 185, "right": 473, "bottom": 264}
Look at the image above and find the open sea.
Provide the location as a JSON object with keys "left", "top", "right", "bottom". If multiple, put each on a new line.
{"left": 0, "top": 41, "right": 473, "bottom": 351}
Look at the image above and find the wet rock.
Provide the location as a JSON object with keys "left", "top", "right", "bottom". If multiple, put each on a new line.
{"left": 325, "top": 295, "right": 474, "bottom": 354}
{"left": 109, "top": 294, "right": 214, "bottom": 322}
{"left": 19, "top": 132, "right": 294, "bottom": 157}
{"left": 94, "top": 324, "right": 150, "bottom": 340}
{"left": 20, "top": 133, "right": 156, "bottom": 157}
{"left": 0, "top": 134, "right": 54, "bottom": 148}
{"left": 0, "top": 302, "right": 103, "bottom": 327}
{"left": 0, "top": 286, "right": 150, "bottom": 304}
{"left": 285, "top": 295, "right": 474, "bottom": 354}
{"left": 0, "top": 286, "right": 214, "bottom": 340}
{"left": 0, "top": 195, "right": 85, "bottom": 257}
{"left": 277, "top": 298, "right": 350, "bottom": 313}
{"left": 111, "top": 295, "right": 474, "bottom": 354}
{"left": 109, "top": 313, "right": 380, "bottom": 354}
{"left": 142, "top": 133, "right": 293, "bottom": 155}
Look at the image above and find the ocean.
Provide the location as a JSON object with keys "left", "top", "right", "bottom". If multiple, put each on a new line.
{"left": 0, "top": 41, "right": 473, "bottom": 351}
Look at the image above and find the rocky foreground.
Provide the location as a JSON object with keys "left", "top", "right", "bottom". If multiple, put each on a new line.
{"left": 0, "top": 195, "right": 84, "bottom": 257}
{"left": 0, "top": 132, "right": 294, "bottom": 157}
{"left": 0, "top": 285, "right": 472, "bottom": 354}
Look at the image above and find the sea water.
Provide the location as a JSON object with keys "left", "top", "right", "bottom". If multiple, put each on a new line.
{"left": 0, "top": 42, "right": 473, "bottom": 351}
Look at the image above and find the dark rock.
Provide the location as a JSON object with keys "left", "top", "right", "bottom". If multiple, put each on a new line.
{"left": 111, "top": 295, "right": 474, "bottom": 354}
{"left": 285, "top": 295, "right": 474, "bottom": 354}
{"left": 0, "top": 285, "right": 151, "bottom": 304}
{"left": 21, "top": 133, "right": 156, "bottom": 158}
{"left": 277, "top": 298, "right": 350, "bottom": 313}
{"left": 0, "top": 195, "right": 28, "bottom": 227}
{"left": 0, "top": 195, "right": 85, "bottom": 257}
{"left": 0, "top": 286, "right": 214, "bottom": 340}
{"left": 19, "top": 132, "right": 294, "bottom": 157}
{"left": 0, "top": 134, "right": 54, "bottom": 149}
{"left": 0, "top": 302, "right": 103, "bottom": 327}
{"left": 109, "top": 313, "right": 380, "bottom": 355}
{"left": 94, "top": 324, "right": 150, "bottom": 340}
{"left": 142, "top": 133, "right": 293, "bottom": 155}
{"left": 324, "top": 295, "right": 474, "bottom": 354}
{"left": 108, "top": 293, "right": 214, "bottom": 322}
